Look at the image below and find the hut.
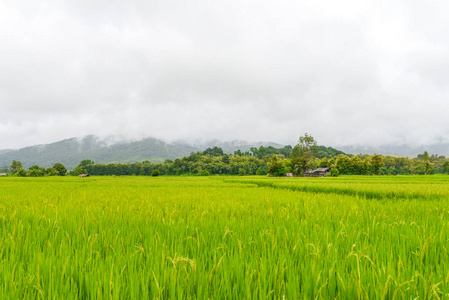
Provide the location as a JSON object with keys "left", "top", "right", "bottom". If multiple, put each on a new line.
{"left": 304, "top": 168, "right": 331, "bottom": 177}
{"left": 285, "top": 173, "right": 294, "bottom": 177}
{"left": 0, "top": 173, "right": 8, "bottom": 177}
{"left": 304, "top": 170, "right": 315, "bottom": 177}
{"left": 78, "top": 174, "right": 90, "bottom": 177}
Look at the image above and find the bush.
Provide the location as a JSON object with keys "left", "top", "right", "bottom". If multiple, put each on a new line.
{"left": 330, "top": 168, "right": 339, "bottom": 177}
{"left": 16, "top": 168, "right": 27, "bottom": 177}
{"left": 239, "top": 169, "right": 246, "bottom": 176}
{"left": 28, "top": 169, "right": 43, "bottom": 177}
{"left": 151, "top": 170, "right": 160, "bottom": 177}
{"left": 255, "top": 167, "right": 266, "bottom": 175}
{"left": 200, "top": 170, "right": 210, "bottom": 176}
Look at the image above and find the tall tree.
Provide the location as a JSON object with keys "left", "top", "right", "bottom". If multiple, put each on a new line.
{"left": 423, "top": 151, "right": 433, "bottom": 175}
{"left": 290, "top": 133, "right": 318, "bottom": 176}
{"left": 10, "top": 160, "right": 22, "bottom": 174}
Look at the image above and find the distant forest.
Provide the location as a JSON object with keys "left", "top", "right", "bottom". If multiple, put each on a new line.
{"left": 3, "top": 137, "right": 449, "bottom": 176}
{"left": 80, "top": 145, "right": 449, "bottom": 177}
{"left": 72, "top": 146, "right": 449, "bottom": 176}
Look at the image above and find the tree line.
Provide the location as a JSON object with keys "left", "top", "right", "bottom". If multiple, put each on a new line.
{"left": 4, "top": 134, "right": 449, "bottom": 177}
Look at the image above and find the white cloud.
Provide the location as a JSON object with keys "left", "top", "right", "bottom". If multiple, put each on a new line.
{"left": 1, "top": 0, "right": 449, "bottom": 149}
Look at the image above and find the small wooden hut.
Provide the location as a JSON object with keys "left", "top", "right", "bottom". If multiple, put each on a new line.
{"left": 304, "top": 168, "right": 331, "bottom": 177}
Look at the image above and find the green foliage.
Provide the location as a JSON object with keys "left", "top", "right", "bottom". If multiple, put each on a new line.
{"left": 221, "top": 155, "right": 230, "bottom": 164}
{"left": 330, "top": 168, "right": 339, "bottom": 177}
{"left": 27, "top": 165, "right": 45, "bottom": 177}
{"left": 203, "top": 146, "right": 224, "bottom": 156}
{"left": 52, "top": 163, "right": 67, "bottom": 176}
{"left": 199, "top": 170, "right": 210, "bottom": 176}
{"left": 267, "top": 155, "right": 288, "bottom": 177}
{"left": 249, "top": 145, "right": 293, "bottom": 158}
{"left": 238, "top": 169, "right": 246, "bottom": 176}
{"left": 421, "top": 151, "right": 433, "bottom": 174}
{"left": 255, "top": 166, "right": 266, "bottom": 175}
{"left": 16, "top": 167, "right": 27, "bottom": 177}
{"left": 290, "top": 133, "right": 318, "bottom": 176}
{"left": 68, "top": 143, "right": 449, "bottom": 177}
{"left": 71, "top": 168, "right": 88, "bottom": 176}
{"left": 444, "top": 161, "right": 449, "bottom": 174}
{"left": 10, "top": 160, "right": 22, "bottom": 174}
{"left": 151, "top": 169, "right": 160, "bottom": 177}
{"left": 315, "top": 146, "right": 346, "bottom": 159}
{"left": 78, "top": 159, "right": 94, "bottom": 168}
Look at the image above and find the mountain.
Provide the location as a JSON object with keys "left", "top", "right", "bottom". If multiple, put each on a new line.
{"left": 0, "top": 149, "right": 13, "bottom": 155}
{"left": 340, "top": 143, "right": 449, "bottom": 157}
{"left": 0, "top": 135, "right": 284, "bottom": 169}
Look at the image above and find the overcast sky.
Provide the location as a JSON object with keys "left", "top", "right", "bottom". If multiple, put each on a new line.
{"left": 1, "top": 0, "right": 449, "bottom": 149}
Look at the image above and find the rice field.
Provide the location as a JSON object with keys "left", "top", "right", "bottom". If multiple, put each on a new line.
{"left": 1, "top": 175, "right": 449, "bottom": 299}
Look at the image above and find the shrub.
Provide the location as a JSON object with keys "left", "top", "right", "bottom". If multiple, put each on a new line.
{"left": 239, "top": 169, "right": 246, "bottom": 176}
{"left": 16, "top": 168, "right": 27, "bottom": 177}
{"left": 330, "top": 168, "right": 339, "bottom": 177}
{"left": 200, "top": 170, "right": 210, "bottom": 176}
{"left": 151, "top": 170, "right": 160, "bottom": 177}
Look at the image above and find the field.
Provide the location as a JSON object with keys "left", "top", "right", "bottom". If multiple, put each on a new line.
{"left": 1, "top": 175, "right": 449, "bottom": 299}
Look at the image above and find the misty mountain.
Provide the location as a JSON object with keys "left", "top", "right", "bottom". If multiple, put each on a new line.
{"left": 0, "top": 135, "right": 284, "bottom": 170}
{"left": 340, "top": 144, "right": 449, "bottom": 157}
{"left": 0, "top": 149, "right": 13, "bottom": 155}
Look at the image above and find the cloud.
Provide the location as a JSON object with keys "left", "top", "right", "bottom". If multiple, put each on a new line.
{"left": 1, "top": 0, "right": 449, "bottom": 149}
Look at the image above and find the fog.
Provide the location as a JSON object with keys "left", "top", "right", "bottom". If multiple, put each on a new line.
{"left": 1, "top": 0, "right": 449, "bottom": 149}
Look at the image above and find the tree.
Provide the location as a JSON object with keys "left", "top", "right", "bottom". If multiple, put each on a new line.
{"left": 336, "top": 154, "right": 350, "bottom": 174}
{"left": 10, "top": 160, "right": 22, "bottom": 174}
{"left": 203, "top": 146, "right": 224, "bottom": 157}
{"left": 28, "top": 165, "right": 45, "bottom": 177}
{"left": 443, "top": 161, "right": 449, "bottom": 175}
{"left": 290, "top": 133, "right": 318, "bottom": 176}
{"left": 16, "top": 167, "right": 27, "bottom": 177}
{"left": 330, "top": 168, "right": 339, "bottom": 177}
{"left": 221, "top": 155, "right": 230, "bottom": 164}
{"left": 78, "top": 159, "right": 94, "bottom": 169}
{"left": 151, "top": 169, "right": 160, "bottom": 177}
{"left": 53, "top": 163, "right": 67, "bottom": 176}
{"left": 234, "top": 150, "right": 243, "bottom": 156}
{"left": 371, "top": 154, "right": 384, "bottom": 175}
{"left": 45, "top": 167, "right": 58, "bottom": 176}
{"left": 422, "top": 151, "right": 433, "bottom": 175}
{"left": 267, "top": 155, "right": 287, "bottom": 177}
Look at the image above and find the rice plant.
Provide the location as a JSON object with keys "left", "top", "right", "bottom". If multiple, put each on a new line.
{"left": 1, "top": 175, "right": 449, "bottom": 298}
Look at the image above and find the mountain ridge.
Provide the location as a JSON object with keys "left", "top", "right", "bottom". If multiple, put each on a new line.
{"left": 2, "top": 135, "right": 448, "bottom": 170}
{"left": 0, "top": 135, "right": 284, "bottom": 169}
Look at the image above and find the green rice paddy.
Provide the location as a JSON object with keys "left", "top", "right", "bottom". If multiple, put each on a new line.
{"left": 1, "top": 175, "right": 449, "bottom": 299}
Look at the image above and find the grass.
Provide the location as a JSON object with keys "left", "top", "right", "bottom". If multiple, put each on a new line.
{"left": 1, "top": 175, "right": 449, "bottom": 298}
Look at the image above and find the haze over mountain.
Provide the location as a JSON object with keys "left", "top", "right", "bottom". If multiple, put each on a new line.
{"left": 1, "top": 134, "right": 448, "bottom": 171}
{"left": 0, "top": 135, "right": 283, "bottom": 169}
{"left": 340, "top": 144, "right": 449, "bottom": 158}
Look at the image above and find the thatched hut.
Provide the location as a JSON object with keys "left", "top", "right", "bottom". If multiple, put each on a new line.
{"left": 304, "top": 168, "right": 331, "bottom": 177}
